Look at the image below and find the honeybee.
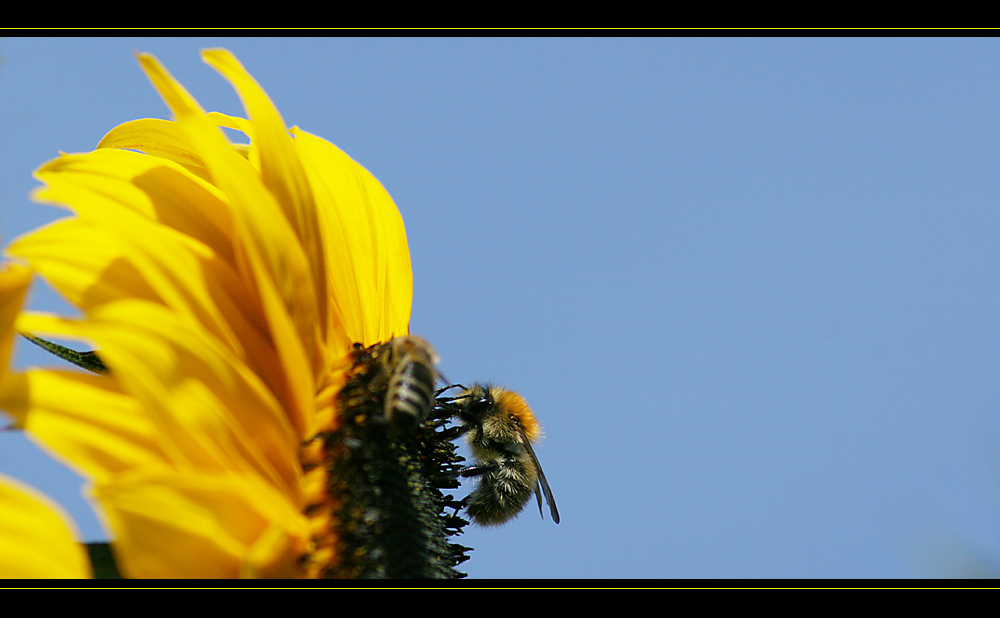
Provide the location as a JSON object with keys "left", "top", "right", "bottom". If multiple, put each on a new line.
{"left": 382, "top": 335, "right": 440, "bottom": 429}
{"left": 447, "top": 383, "right": 559, "bottom": 526}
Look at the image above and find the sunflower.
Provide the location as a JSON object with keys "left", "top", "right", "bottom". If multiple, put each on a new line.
{"left": 1, "top": 50, "right": 465, "bottom": 578}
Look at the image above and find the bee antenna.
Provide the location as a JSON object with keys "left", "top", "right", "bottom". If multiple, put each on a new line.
{"left": 436, "top": 369, "right": 453, "bottom": 388}
{"left": 434, "top": 384, "right": 467, "bottom": 397}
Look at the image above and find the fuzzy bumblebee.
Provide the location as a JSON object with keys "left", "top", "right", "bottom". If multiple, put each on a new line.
{"left": 448, "top": 384, "right": 559, "bottom": 526}
{"left": 382, "top": 335, "right": 440, "bottom": 429}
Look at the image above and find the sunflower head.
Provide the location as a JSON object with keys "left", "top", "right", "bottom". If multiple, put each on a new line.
{"left": 3, "top": 49, "right": 470, "bottom": 579}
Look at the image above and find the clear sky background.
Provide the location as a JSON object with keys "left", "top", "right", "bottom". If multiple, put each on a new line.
{"left": 2, "top": 37, "right": 1000, "bottom": 580}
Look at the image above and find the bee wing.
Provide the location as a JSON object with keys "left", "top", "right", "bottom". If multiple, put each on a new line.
{"left": 516, "top": 425, "right": 560, "bottom": 524}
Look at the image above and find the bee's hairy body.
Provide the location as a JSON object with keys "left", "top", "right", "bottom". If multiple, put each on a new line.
{"left": 382, "top": 335, "right": 439, "bottom": 429}
{"left": 461, "top": 452, "right": 538, "bottom": 526}
{"left": 450, "top": 383, "right": 559, "bottom": 526}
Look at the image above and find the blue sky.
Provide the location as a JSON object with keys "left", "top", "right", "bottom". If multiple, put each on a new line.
{"left": 2, "top": 37, "right": 1000, "bottom": 579}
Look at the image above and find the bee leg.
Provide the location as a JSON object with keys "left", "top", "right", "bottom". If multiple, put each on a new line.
{"left": 458, "top": 462, "right": 499, "bottom": 478}
{"left": 434, "top": 397, "right": 462, "bottom": 412}
{"left": 449, "top": 422, "right": 473, "bottom": 439}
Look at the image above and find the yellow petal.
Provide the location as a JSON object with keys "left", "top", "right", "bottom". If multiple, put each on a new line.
{"left": 9, "top": 219, "right": 160, "bottom": 312}
{"left": 1, "top": 369, "right": 166, "bottom": 483}
{"left": 0, "top": 263, "right": 32, "bottom": 374}
{"left": 27, "top": 301, "right": 303, "bottom": 502}
{"left": 293, "top": 127, "right": 412, "bottom": 345}
{"left": 31, "top": 148, "right": 237, "bottom": 264}
{"left": 94, "top": 469, "right": 306, "bottom": 579}
{"left": 97, "top": 117, "right": 211, "bottom": 170}
{"left": 136, "top": 52, "right": 316, "bottom": 433}
{"left": 202, "top": 49, "right": 330, "bottom": 344}
{"left": 0, "top": 473, "right": 91, "bottom": 578}
{"left": 14, "top": 151, "right": 295, "bottom": 406}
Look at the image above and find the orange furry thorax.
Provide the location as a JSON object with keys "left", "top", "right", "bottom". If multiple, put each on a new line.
{"left": 491, "top": 387, "right": 542, "bottom": 441}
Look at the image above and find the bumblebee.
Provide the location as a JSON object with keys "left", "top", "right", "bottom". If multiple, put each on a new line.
{"left": 382, "top": 335, "right": 440, "bottom": 429}
{"left": 447, "top": 383, "right": 559, "bottom": 526}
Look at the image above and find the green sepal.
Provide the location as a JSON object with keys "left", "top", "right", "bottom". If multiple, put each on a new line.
{"left": 22, "top": 334, "right": 108, "bottom": 374}
{"left": 84, "top": 542, "right": 123, "bottom": 579}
